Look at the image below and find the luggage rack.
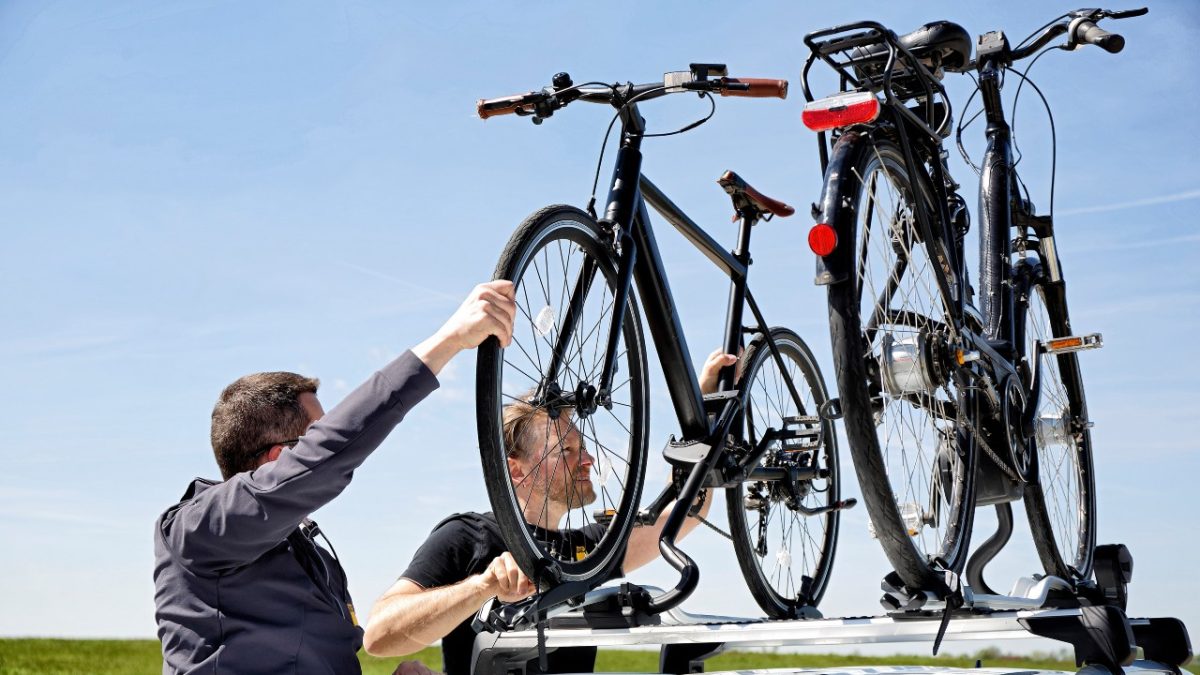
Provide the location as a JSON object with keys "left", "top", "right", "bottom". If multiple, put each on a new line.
{"left": 470, "top": 546, "right": 1192, "bottom": 675}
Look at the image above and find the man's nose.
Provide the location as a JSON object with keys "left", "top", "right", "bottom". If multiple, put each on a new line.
{"left": 579, "top": 447, "right": 594, "bottom": 467}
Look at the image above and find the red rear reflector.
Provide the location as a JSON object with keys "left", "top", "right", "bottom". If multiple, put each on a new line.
{"left": 809, "top": 223, "right": 838, "bottom": 256}
{"left": 802, "top": 92, "right": 881, "bottom": 132}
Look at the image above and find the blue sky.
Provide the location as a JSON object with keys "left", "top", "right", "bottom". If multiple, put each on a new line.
{"left": 1, "top": 0, "right": 1197, "bottom": 657}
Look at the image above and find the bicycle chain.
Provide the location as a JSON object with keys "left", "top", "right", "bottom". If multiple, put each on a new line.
{"left": 947, "top": 383, "right": 1021, "bottom": 483}
{"left": 697, "top": 514, "right": 733, "bottom": 541}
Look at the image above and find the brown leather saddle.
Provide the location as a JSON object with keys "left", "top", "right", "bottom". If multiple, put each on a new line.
{"left": 717, "top": 170, "right": 795, "bottom": 221}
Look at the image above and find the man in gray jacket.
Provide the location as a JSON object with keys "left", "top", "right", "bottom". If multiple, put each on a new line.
{"left": 153, "top": 280, "right": 516, "bottom": 674}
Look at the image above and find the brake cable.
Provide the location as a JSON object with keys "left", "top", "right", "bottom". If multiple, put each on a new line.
{"left": 586, "top": 85, "right": 719, "bottom": 219}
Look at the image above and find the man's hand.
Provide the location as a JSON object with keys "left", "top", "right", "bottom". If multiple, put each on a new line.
{"left": 413, "top": 281, "right": 517, "bottom": 375}
{"left": 698, "top": 349, "right": 739, "bottom": 395}
{"left": 477, "top": 552, "right": 536, "bottom": 603}
{"left": 441, "top": 280, "right": 517, "bottom": 349}
{"left": 392, "top": 661, "right": 440, "bottom": 675}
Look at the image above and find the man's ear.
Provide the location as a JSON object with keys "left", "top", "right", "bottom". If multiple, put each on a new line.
{"left": 507, "top": 456, "right": 525, "bottom": 482}
{"left": 266, "top": 444, "right": 285, "bottom": 462}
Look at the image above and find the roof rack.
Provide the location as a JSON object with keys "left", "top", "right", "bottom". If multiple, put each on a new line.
{"left": 470, "top": 571, "right": 1192, "bottom": 675}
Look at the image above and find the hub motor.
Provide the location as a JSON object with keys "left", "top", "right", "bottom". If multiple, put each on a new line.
{"left": 880, "top": 329, "right": 948, "bottom": 396}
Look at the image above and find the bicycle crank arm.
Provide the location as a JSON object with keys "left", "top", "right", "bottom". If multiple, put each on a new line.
{"left": 744, "top": 465, "right": 828, "bottom": 483}
{"left": 1039, "top": 333, "right": 1103, "bottom": 355}
{"left": 792, "top": 497, "right": 858, "bottom": 517}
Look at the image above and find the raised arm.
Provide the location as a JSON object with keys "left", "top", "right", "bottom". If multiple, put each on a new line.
{"left": 159, "top": 281, "right": 517, "bottom": 573}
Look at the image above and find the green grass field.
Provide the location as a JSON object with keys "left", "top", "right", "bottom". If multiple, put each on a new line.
{"left": 1, "top": 640, "right": 1196, "bottom": 675}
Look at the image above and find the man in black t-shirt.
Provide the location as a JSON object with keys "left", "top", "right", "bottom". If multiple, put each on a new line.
{"left": 363, "top": 350, "right": 737, "bottom": 674}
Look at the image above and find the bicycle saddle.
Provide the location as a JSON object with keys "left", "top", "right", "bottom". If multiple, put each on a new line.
{"left": 856, "top": 21, "right": 973, "bottom": 74}
{"left": 718, "top": 170, "right": 795, "bottom": 220}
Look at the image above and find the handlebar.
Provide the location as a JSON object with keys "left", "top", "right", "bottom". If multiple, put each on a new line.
{"left": 1008, "top": 7, "right": 1146, "bottom": 62}
{"left": 476, "top": 92, "right": 540, "bottom": 119}
{"left": 476, "top": 70, "right": 789, "bottom": 120}
{"left": 1070, "top": 18, "right": 1124, "bottom": 54}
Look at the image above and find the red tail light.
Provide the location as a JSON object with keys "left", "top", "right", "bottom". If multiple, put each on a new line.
{"left": 802, "top": 92, "right": 881, "bottom": 132}
{"left": 809, "top": 223, "right": 838, "bottom": 256}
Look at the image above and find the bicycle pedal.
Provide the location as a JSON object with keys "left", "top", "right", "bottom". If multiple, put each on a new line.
{"left": 782, "top": 415, "right": 820, "bottom": 426}
{"left": 662, "top": 437, "right": 712, "bottom": 464}
{"left": 1040, "top": 333, "right": 1103, "bottom": 355}
{"left": 593, "top": 508, "right": 617, "bottom": 526}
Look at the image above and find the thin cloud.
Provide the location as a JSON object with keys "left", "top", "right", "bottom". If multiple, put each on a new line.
{"left": 335, "top": 260, "right": 461, "bottom": 303}
{"left": 1057, "top": 188, "right": 1200, "bottom": 217}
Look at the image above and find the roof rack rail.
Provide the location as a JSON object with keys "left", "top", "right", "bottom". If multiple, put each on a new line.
{"left": 470, "top": 579, "right": 1192, "bottom": 675}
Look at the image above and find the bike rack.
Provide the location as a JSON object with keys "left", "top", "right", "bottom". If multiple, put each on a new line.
{"left": 470, "top": 547, "right": 1192, "bottom": 675}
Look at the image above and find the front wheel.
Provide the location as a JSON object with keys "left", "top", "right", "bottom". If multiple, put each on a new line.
{"left": 1019, "top": 276, "right": 1097, "bottom": 581}
{"left": 823, "top": 137, "right": 976, "bottom": 592}
{"left": 476, "top": 205, "right": 649, "bottom": 588}
{"left": 727, "top": 328, "right": 841, "bottom": 617}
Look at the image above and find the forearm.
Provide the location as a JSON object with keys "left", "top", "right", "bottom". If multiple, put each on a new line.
{"left": 411, "top": 330, "right": 461, "bottom": 377}
{"left": 166, "top": 352, "right": 439, "bottom": 571}
{"left": 624, "top": 489, "right": 713, "bottom": 572}
{"left": 364, "top": 576, "right": 492, "bottom": 656}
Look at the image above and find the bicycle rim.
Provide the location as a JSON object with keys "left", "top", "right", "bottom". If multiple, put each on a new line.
{"left": 727, "top": 328, "right": 840, "bottom": 615}
{"left": 477, "top": 205, "right": 648, "bottom": 585}
{"left": 828, "top": 139, "right": 974, "bottom": 587}
{"left": 1022, "top": 280, "right": 1096, "bottom": 579}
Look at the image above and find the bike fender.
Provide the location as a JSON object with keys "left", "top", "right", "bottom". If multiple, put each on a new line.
{"left": 812, "top": 130, "right": 874, "bottom": 286}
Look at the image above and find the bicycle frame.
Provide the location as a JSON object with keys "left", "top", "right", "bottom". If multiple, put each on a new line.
{"left": 537, "top": 100, "right": 817, "bottom": 612}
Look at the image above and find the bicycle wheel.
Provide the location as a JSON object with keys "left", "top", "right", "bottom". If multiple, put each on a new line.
{"left": 824, "top": 136, "right": 976, "bottom": 591}
{"left": 727, "top": 327, "right": 841, "bottom": 617}
{"left": 477, "top": 205, "right": 649, "bottom": 588}
{"left": 1019, "top": 275, "right": 1096, "bottom": 581}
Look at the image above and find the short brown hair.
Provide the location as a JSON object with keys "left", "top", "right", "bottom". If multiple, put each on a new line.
{"left": 502, "top": 397, "right": 543, "bottom": 461}
{"left": 210, "top": 372, "right": 319, "bottom": 479}
{"left": 502, "top": 393, "right": 573, "bottom": 461}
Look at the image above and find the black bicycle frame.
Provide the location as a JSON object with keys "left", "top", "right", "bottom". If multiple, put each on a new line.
{"left": 539, "top": 98, "right": 813, "bottom": 613}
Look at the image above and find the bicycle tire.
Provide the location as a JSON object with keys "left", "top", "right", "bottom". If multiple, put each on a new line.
{"left": 476, "top": 205, "right": 649, "bottom": 588}
{"left": 1019, "top": 274, "right": 1097, "bottom": 581}
{"left": 823, "top": 136, "right": 976, "bottom": 591}
{"left": 726, "top": 327, "right": 841, "bottom": 617}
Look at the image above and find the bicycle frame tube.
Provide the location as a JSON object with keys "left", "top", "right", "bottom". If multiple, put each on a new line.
{"left": 977, "top": 59, "right": 1017, "bottom": 347}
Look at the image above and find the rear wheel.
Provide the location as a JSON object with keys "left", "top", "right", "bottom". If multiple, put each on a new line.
{"left": 1019, "top": 275, "right": 1097, "bottom": 581}
{"left": 824, "top": 138, "right": 976, "bottom": 591}
{"left": 727, "top": 328, "right": 841, "bottom": 617}
{"left": 477, "top": 205, "right": 649, "bottom": 587}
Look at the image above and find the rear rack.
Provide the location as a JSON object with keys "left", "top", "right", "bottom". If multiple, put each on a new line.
{"left": 800, "top": 20, "right": 953, "bottom": 173}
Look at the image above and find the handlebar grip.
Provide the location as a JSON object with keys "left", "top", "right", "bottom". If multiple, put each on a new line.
{"left": 476, "top": 93, "right": 538, "bottom": 119}
{"left": 718, "top": 78, "right": 789, "bottom": 99}
{"left": 1077, "top": 20, "right": 1125, "bottom": 53}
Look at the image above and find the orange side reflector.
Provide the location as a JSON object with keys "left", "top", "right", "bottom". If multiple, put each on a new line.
{"left": 1047, "top": 337, "right": 1085, "bottom": 351}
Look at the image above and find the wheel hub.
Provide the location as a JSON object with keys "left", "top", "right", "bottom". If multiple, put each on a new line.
{"left": 880, "top": 329, "right": 949, "bottom": 395}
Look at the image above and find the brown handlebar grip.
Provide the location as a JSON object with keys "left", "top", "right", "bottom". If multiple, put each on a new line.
{"left": 719, "top": 78, "right": 789, "bottom": 100}
{"left": 477, "top": 93, "right": 535, "bottom": 119}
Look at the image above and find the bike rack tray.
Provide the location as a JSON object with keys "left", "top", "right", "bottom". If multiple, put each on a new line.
{"left": 470, "top": 584, "right": 1192, "bottom": 675}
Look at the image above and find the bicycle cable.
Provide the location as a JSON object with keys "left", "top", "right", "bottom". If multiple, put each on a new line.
{"left": 586, "top": 86, "right": 719, "bottom": 219}
{"left": 1008, "top": 47, "right": 1060, "bottom": 219}
{"left": 954, "top": 73, "right": 985, "bottom": 175}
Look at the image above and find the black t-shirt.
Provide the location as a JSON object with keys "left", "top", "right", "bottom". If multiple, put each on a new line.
{"left": 400, "top": 512, "right": 607, "bottom": 675}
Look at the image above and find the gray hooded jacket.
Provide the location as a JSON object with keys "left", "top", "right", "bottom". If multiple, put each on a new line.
{"left": 153, "top": 351, "right": 438, "bottom": 674}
